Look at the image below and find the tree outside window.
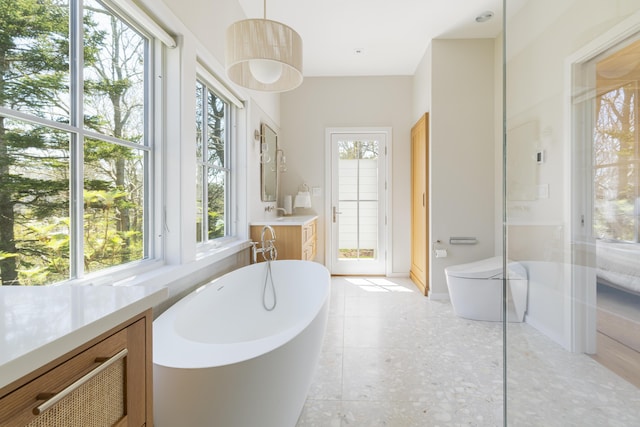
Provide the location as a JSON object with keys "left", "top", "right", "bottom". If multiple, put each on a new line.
{"left": 196, "top": 80, "right": 230, "bottom": 243}
{"left": 594, "top": 81, "right": 640, "bottom": 243}
{"left": 0, "top": 0, "right": 152, "bottom": 285}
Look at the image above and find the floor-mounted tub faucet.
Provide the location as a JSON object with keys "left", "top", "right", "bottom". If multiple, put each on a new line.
{"left": 252, "top": 225, "right": 278, "bottom": 262}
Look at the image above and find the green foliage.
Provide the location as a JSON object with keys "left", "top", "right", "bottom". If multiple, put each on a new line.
{"left": 0, "top": 0, "right": 147, "bottom": 286}
{"left": 594, "top": 84, "right": 639, "bottom": 242}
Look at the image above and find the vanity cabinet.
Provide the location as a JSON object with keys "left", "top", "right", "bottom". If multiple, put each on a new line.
{"left": 0, "top": 310, "right": 152, "bottom": 427}
{"left": 250, "top": 218, "right": 317, "bottom": 262}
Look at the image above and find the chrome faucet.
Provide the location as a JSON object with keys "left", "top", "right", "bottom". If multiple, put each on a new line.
{"left": 252, "top": 225, "right": 278, "bottom": 262}
{"left": 261, "top": 224, "right": 276, "bottom": 244}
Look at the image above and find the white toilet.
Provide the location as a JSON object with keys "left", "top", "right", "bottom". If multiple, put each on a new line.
{"left": 444, "top": 256, "right": 528, "bottom": 322}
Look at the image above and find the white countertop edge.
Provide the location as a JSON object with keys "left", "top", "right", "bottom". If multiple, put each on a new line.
{"left": 0, "top": 287, "right": 167, "bottom": 390}
{"left": 250, "top": 215, "right": 318, "bottom": 226}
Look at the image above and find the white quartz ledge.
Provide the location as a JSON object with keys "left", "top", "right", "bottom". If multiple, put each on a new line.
{"left": 250, "top": 214, "right": 318, "bottom": 226}
{"left": 0, "top": 285, "right": 167, "bottom": 389}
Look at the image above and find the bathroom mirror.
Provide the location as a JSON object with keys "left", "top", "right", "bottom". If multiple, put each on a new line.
{"left": 260, "top": 123, "right": 278, "bottom": 202}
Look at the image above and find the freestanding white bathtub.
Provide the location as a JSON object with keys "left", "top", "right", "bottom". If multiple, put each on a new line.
{"left": 153, "top": 260, "right": 330, "bottom": 427}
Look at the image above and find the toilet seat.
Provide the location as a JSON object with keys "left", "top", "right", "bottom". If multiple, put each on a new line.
{"left": 444, "top": 256, "right": 527, "bottom": 280}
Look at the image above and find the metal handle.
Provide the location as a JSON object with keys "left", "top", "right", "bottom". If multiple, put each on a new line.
{"left": 33, "top": 348, "right": 128, "bottom": 416}
{"left": 332, "top": 206, "right": 342, "bottom": 223}
{"left": 423, "top": 192, "right": 426, "bottom": 207}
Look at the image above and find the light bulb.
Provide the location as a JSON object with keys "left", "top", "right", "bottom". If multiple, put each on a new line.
{"left": 249, "top": 59, "right": 283, "bottom": 84}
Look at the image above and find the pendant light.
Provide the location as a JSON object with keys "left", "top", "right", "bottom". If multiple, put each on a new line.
{"left": 225, "top": 0, "right": 303, "bottom": 92}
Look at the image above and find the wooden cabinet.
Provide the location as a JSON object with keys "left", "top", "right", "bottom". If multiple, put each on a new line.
{"left": 250, "top": 218, "right": 317, "bottom": 262}
{"left": 0, "top": 310, "right": 152, "bottom": 427}
{"left": 410, "top": 113, "right": 429, "bottom": 296}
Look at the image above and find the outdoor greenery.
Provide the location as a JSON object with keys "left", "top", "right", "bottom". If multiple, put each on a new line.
{"left": 195, "top": 81, "right": 227, "bottom": 242}
{"left": 594, "top": 82, "right": 639, "bottom": 242}
{"left": 0, "top": 0, "right": 147, "bottom": 285}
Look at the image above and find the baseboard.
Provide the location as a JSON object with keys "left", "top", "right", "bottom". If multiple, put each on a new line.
{"left": 428, "top": 292, "right": 450, "bottom": 301}
{"left": 387, "top": 272, "right": 410, "bottom": 278}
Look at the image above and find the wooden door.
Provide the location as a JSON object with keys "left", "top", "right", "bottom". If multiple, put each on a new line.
{"left": 410, "top": 113, "right": 429, "bottom": 295}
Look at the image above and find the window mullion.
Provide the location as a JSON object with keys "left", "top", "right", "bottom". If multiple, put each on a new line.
{"left": 202, "top": 89, "right": 209, "bottom": 242}
{"left": 70, "top": 0, "right": 85, "bottom": 280}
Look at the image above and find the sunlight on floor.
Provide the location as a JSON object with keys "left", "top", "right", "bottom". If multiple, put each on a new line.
{"left": 345, "top": 277, "right": 415, "bottom": 293}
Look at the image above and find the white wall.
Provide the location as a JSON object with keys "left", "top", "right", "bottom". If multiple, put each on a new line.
{"left": 424, "top": 39, "right": 497, "bottom": 298}
{"left": 280, "top": 77, "right": 413, "bottom": 273}
{"left": 412, "top": 43, "right": 432, "bottom": 123}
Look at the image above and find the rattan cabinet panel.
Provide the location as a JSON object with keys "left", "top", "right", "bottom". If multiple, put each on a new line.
{"left": 0, "top": 311, "right": 151, "bottom": 427}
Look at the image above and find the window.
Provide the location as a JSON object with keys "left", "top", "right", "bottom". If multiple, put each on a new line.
{"left": 195, "top": 80, "right": 231, "bottom": 243}
{"left": 0, "top": 0, "right": 154, "bottom": 286}
{"left": 594, "top": 41, "right": 640, "bottom": 243}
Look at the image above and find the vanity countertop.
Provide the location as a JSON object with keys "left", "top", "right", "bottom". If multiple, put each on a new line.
{"left": 0, "top": 284, "right": 167, "bottom": 389}
{"left": 250, "top": 214, "right": 318, "bottom": 226}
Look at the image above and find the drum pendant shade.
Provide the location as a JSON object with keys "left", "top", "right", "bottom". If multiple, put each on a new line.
{"left": 226, "top": 18, "right": 303, "bottom": 92}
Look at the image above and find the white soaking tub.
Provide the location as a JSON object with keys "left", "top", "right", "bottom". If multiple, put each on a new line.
{"left": 153, "top": 260, "right": 330, "bottom": 427}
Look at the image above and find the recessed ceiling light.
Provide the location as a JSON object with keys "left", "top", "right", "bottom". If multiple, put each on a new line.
{"left": 354, "top": 48, "right": 365, "bottom": 55}
{"left": 475, "top": 11, "right": 494, "bottom": 23}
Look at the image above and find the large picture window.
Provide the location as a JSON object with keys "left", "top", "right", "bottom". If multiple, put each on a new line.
{"left": 0, "top": 0, "right": 154, "bottom": 285}
{"left": 196, "top": 80, "right": 231, "bottom": 243}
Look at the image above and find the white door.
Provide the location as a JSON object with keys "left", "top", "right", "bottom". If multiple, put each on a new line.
{"left": 328, "top": 130, "right": 388, "bottom": 275}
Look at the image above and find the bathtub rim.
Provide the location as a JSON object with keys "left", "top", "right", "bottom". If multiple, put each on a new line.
{"left": 153, "top": 260, "right": 330, "bottom": 369}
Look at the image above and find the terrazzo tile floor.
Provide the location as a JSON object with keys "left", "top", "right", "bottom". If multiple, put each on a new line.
{"left": 295, "top": 276, "right": 640, "bottom": 426}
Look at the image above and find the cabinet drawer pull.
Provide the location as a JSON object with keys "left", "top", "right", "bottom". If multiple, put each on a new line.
{"left": 33, "top": 348, "right": 128, "bottom": 416}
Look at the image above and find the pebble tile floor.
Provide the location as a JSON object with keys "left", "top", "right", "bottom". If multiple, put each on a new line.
{"left": 295, "top": 276, "right": 640, "bottom": 426}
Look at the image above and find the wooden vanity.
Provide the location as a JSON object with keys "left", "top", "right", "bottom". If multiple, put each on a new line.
{"left": 250, "top": 215, "right": 318, "bottom": 262}
{"left": 0, "top": 286, "right": 166, "bottom": 426}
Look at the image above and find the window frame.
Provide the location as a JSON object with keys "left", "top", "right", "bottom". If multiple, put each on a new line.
{"left": 0, "top": 0, "right": 161, "bottom": 285}
{"left": 195, "top": 73, "right": 236, "bottom": 246}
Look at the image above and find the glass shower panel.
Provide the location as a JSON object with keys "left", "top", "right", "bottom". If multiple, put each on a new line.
{"left": 504, "top": 1, "right": 640, "bottom": 425}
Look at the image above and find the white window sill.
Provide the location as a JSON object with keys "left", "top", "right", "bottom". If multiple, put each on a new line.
{"left": 73, "top": 238, "right": 252, "bottom": 294}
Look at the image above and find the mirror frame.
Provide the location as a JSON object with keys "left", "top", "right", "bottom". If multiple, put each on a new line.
{"left": 260, "top": 123, "right": 278, "bottom": 202}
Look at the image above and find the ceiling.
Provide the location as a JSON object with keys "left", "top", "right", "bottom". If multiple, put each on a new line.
{"left": 237, "top": 0, "right": 524, "bottom": 77}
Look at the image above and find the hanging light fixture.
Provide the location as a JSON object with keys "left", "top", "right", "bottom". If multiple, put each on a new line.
{"left": 225, "top": 0, "right": 303, "bottom": 92}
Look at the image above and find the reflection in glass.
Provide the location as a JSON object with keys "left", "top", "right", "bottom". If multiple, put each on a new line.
{"left": 506, "top": 1, "right": 640, "bottom": 425}
{"left": 594, "top": 81, "right": 639, "bottom": 242}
